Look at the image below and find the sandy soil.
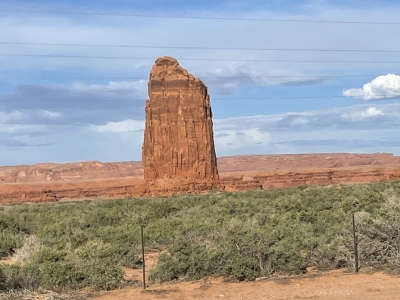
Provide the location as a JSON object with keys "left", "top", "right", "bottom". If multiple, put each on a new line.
{"left": 94, "top": 270, "right": 400, "bottom": 300}
{"left": 90, "top": 253, "right": 400, "bottom": 300}
{"left": 0, "top": 259, "right": 14, "bottom": 265}
{"left": 3, "top": 251, "right": 400, "bottom": 299}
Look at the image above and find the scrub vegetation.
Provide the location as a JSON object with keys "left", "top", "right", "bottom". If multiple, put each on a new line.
{"left": 1, "top": 182, "right": 400, "bottom": 292}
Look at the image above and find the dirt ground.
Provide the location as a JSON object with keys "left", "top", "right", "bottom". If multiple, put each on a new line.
{"left": 3, "top": 255, "right": 400, "bottom": 300}
{"left": 0, "top": 259, "right": 14, "bottom": 265}
{"left": 90, "top": 253, "right": 400, "bottom": 300}
{"left": 94, "top": 270, "right": 400, "bottom": 300}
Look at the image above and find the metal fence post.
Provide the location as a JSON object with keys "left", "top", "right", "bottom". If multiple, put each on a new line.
{"left": 141, "top": 225, "right": 146, "bottom": 289}
{"left": 352, "top": 213, "right": 359, "bottom": 273}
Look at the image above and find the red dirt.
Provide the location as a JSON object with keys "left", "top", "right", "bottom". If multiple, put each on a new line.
{"left": 95, "top": 261, "right": 400, "bottom": 300}
{"left": 91, "top": 252, "right": 400, "bottom": 300}
{"left": 4, "top": 252, "right": 400, "bottom": 300}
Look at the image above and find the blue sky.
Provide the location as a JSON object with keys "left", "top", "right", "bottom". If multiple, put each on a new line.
{"left": 1, "top": 0, "right": 400, "bottom": 165}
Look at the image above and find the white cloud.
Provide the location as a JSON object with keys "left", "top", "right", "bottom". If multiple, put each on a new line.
{"left": 214, "top": 128, "right": 271, "bottom": 155}
{"left": 69, "top": 80, "right": 147, "bottom": 94}
{"left": 0, "top": 111, "right": 23, "bottom": 122}
{"left": 341, "top": 107, "right": 384, "bottom": 122}
{"left": 0, "top": 123, "right": 47, "bottom": 134}
{"left": 3, "top": 103, "right": 400, "bottom": 165}
{"left": 0, "top": 81, "right": 147, "bottom": 126}
{"left": 290, "top": 117, "right": 310, "bottom": 125}
{"left": 199, "top": 63, "right": 329, "bottom": 94}
{"left": 211, "top": 103, "right": 400, "bottom": 156}
{"left": 91, "top": 119, "right": 145, "bottom": 133}
{"left": 42, "top": 110, "right": 61, "bottom": 118}
{"left": 343, "top": 74, "right": 400, "bottom": 100}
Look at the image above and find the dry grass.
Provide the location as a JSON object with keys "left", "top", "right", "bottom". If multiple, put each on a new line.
{"left": 12, "top": 236, "right": 42, "bottom": 264}
{"left": 0, "top": 288, "right": 87, "bottom": 300}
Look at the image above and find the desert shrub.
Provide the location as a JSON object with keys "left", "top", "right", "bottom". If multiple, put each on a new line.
{"left": 0, "top": 264, "right": 38, "bottom": 290}
{"left": 112, "top": 243, "right": 142, "bottom": 268}
{"left": 0, "top": 232, "right": 21, "bottom": 259}
{"left": 1, "top": 182, "right": 400, "bottom": 290}
{"left": 149, "top": 184, "right": 392, "bottom": 282}
{"left": 341, "top": 188, "right": 400, "bottom": 272}
{"left": 12, "top": 235, "right": 42, "bottom": 263}
{"left": 150, "top": 239, "right": 215, "bottom": 282}
{"left": 79, "top": 260, "right": 123, "bottom": 290}
{"left": 0, "top": 268, "right": 6, "bottom": 291}
{"left": 0, "top": 243, "right": 124, "bottom": 290}
{"left": 24, "top": 259, "right": 122, "bottom": 290}
{"left": 150, "top": 217, "right": 309, "bottom": 282}
{"left": 0, "top": 288, "right": 83, "bottom": 300}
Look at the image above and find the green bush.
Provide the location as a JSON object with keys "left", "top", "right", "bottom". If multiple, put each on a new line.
{"left": 0, "top": 268, "right": 7, "bottom": 291}
{"left": 340, "top": 188, "right": 400, "bottom": 272}
{"left": 0, "top": 232, "right": 21, "bottom": 258}
{"left": 0, "top": 264, "right": 38, "bottom": 290}
{"left": 1, "top": 182, "right": 400, "bottom": 290}
{"left": 0, "top": 244, "right": 124, "bottom": 290}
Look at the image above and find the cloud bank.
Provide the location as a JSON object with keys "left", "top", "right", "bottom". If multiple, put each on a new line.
{"left": 343, "top": 74, "right": 400, "bottom": 100}
{"left": 2, "top": 103, "right": 397, "bottom": 165}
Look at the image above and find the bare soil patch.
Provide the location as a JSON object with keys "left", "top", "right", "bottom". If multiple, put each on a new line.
{"left": 93, "top": 270, "right": 400, "bottom": 300}
{"left": 0, "top": 258, "right": 14, "bottom": 265}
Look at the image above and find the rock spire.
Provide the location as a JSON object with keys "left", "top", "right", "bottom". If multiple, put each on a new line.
{"left": 142, "top": 56, "right": 219, "bottom": 181}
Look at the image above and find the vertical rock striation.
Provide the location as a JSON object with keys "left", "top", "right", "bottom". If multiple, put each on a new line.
{"left": 142, "top": 56, "right": 219, "bottom": 182}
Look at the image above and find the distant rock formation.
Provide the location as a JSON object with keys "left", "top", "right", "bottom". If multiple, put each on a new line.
{"left": 2, "top": 153, "right": 400, "bottom": 203}
{"left": 142, "top": 56, "right": 219, "bottom": 181}
{"left": 0, "top": 161, "right": 143, "bottom": 183}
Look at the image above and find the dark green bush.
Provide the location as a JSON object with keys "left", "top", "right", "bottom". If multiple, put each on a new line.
{"left": 0, "top": 264, "right": 38, "bottom": 290}
{"left": 0, "top": 268, "right": 6, "bottom": 291}
{"left": 0, "top": 232, "right": 21, "bottom": 258}
{"left": 0, "top": 244, "right": 124, "bottom": 290}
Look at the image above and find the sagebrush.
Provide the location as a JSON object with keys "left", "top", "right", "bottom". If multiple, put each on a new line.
{"left": 0, "top": 181, "right": 399, "bottom": 292}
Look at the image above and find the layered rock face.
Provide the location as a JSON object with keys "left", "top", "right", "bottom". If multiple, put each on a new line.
{"left": 142, "top": 56, "right": 219, "bottom": 181}
{"left": 2, "top": 154, "right": 400, "bottom": 203}
{"left": 0, "top": 161, "right": 143, "bottom": 183}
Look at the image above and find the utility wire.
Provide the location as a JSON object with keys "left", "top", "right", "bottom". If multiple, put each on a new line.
{"left": 0, "top": 9, "right": 399, "bottom": 25}
{"left": 0, "top": 75, "right": 383, "bottom": 80}
{"left": 1, "top": 54, "right": 400, "bottom": 63}
{"left": 1, "top": 42, "right": 399, "bottom": 53}
{"left": 0, "top": 96, "right": 379, "bottom": 103}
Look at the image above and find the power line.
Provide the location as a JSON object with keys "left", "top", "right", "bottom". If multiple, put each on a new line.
{"left": 1, "top": 54, "right": 400, "bottom": 63}
{"left": 0, "top": 75, "right": 382, "bottom": 80}
{"left": 0, "top": 96, "right": 377, "bottom": 103}
{"left": 1, "top": 42, "right": 399, "bottom": 53}
{"left": 0, "top": 9, "right": 399, "bottom": 25}
{"left": 216, "top": 96, "right": 350, "bottom": 100}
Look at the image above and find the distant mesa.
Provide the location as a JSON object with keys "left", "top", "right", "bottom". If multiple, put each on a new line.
{"left": 3, "top": 153, "right": 400, "bottom": 203}
{"left": 142, "top": 56, "right": 219, "bottom": 182}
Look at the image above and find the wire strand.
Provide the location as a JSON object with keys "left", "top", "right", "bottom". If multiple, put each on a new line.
{"left": 1, "top": 9, "right": 399, "bottom": 25}
{"left": 0, "top": 96, "right": 379, "bottom": 103}
{"left": 1, "top": 54, "right": 399, "bottom": 63}
{"left": 0, "top": 75, "right": 382, "bottom": 80}
{"left": 1, "top": 42, "right": 399, "bottom": 53}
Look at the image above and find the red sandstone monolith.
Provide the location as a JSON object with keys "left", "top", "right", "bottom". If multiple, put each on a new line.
{"left": 142, "top": 56, "right": 219, "bottom": 181}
